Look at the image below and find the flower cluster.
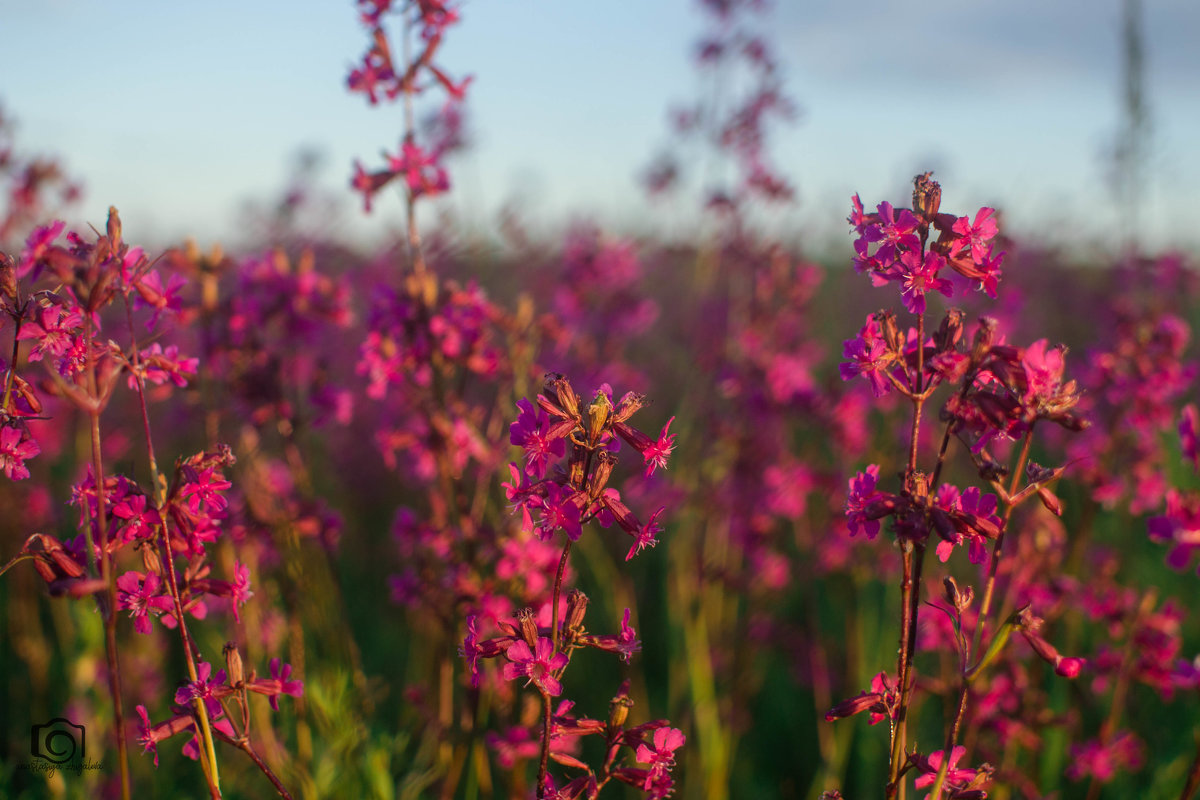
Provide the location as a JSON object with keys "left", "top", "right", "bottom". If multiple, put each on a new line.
{"left": 348, "top": 0, "right": 469, "bottom": 211}
{"left": 136, "top": 653, "right": 302, "bottom": 767}
{"left": 505, "top": 374, "right": 673, "bottom": 561}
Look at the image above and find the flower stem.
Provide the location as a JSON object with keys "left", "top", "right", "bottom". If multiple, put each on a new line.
{"left": 1181, "top": 732, "right": 1200, "bottom": 800}
{"left": 123, "top": 295, "right": 222, "bottom": 796}
{"left": 971, "top": 426, "right": 1035, "bottom": 659}
{"left": 83, "top": 321, "right": 131, "bottom": 800}
{"left": 538, "top": 537, "right": 574, "bottom": 797}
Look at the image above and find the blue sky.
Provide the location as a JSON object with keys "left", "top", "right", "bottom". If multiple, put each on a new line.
{"left": 3, "top": 0, "right": 1198, "bottom": 253}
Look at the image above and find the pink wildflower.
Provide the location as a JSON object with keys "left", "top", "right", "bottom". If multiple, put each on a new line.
{"left": 116, "top": 570, "right": 173, "bottom": 634}
{"left": 0, "top": 425, "right": 40, "bottom": 480}
{"left": 502, "top": 637, "right": 568, "bottom": 696}
{"left": 634, "top": 727, "right": 685, "bottom": 791}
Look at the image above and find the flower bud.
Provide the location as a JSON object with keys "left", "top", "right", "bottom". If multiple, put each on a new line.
{"left": 138, "top": 540, "right": 162, "bottom": 575}
{"left": 824, "top": 690, "right": 883, "bottom": 722}
{"left": 608, "top": 679, "right": 633, "bottom": 731}
{"left": 934, "top": 308, "right": 965, "bottom": 353}
{"left": 1037, "top": 486, "right": 1063, "bottom": 516}
{"left": 589, "top": 451, "right": 617, "bottom": 496}
{"left": 943, "top": 577, "right": 974, "bottom": 613}
{"left": 517, "top": 607, "right": 539, "bottom": 648}
{"left": 224, "top": 641, "right": 245, "bottom": 688}
{"left": 0, "top": 252, "right": 17, "bottom": 301}
{"left": 912, "top": 172, "right": 942, "bottom": 222}
{"left": 875, "top": 311, "right": 903, "bottom": 354}
{"left": 586, "top": 390, "right": 612, "bottom": 444}
{"left": 972, "top": 317, "right": 998, "bottom": 361}
{"left": 106, "top": 206, "right": 123, "bottom": 249}
{"left": 1055, "top": 656, "right": 1086, "bottom": 678}
{"left": 565, "top": 589, "right": 589, "bottom": 634}
{"left": 545, "top": 373, "right": 580, "bottom": 419}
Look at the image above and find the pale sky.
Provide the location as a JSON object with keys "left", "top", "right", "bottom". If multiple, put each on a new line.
{"left": 3, "top": 0, "right": 1198, "bottom": 253}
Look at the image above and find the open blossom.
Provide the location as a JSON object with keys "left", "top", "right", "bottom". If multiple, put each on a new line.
{"left": 0, "top": 425, "right": 40, "bottom": 480}
{"left": 130, "top": 343, "right": 198, "bottom": 388}
{"left": 17, "top": 220, "right": 66, "bottom": 279}
{"left": 913, "top": 746, "right": 985, "bottom": 791}
{"left": 863, "top": 201, "right": 920, "bottom": 267}
{"left": 614, "top": 416, "right": 676, "bottom": 477}
{"left": 1148, "top": 489, "right": 1200, "bottom": 573}
{"left": 116, "top": 570, "right": 173, "bottom": 634}
{"left": 16, "top": 303, "right": 89, "bottom": 377}
{"left": 624, "top": 507, "right": 664, "bottom": 561}
{"left": 840, "top": 315, "right": 894, "bottom": 397}
{"left": 179, "top": 465, "right": 233, "bottom": 514}
{"left": 111, "top": 492, "right": 161, "bottom": 543}
{"left": 1021, "top": 339, "right": 1066, "bottom": 404}
{"left": 950, "top": 206, "right": 999, "bottom": 264}
{"left": 503, "top": 637, "right": 569, "bottom": 696}
{"left": 135, "top": 705, "right": 195, "bottom": 768}
{"left": 510, "top": 397, "right": 567, "bottom": 479}
{"left": 634, "top": 727, "right": 685, "bottom": 791}
{"left": 247, "top": 658, "right": 305, "bottom": 711}
{"left": 174, "top": 661, "right": 229, "bottom": 719}
{"left": 897, "top": 250, "right": 953, "bottom": 315}
{"left": 933, "top": 485, "right": 1001, "bottom": 564}
{"left": 388, "top": 140, "right": 450, "bottom": 197}
{"left": 845, "top": 465, "right": 887, "bottom": 539}
{"left": 583, "top": 607, "right": 641, "bottom": 662}
{"left": 1066, "top": 731, "right": 1144, "bottom": 782}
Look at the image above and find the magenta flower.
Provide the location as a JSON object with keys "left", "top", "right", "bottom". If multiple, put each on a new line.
{"left": 536, "top": 483, "right": 583, "bottom": 542}
{"left": 247, "top": 658, "right": 305, "bottom": 711}
{"left": 132, "top": 270, "right": 186, "bottom": 329}
{"left": 614, "top": 416, "right": 677, "bottom": 477}
{"left": 17, "top": 220, "right": 65, "bottom": 278}
{"left": 502, "top": 637, "right": 568, "bottom": 696}
{"left": 16, "top": 303, "right": 88, "bottom": 377}
{"left": 350, "top": 161, "right": 393, "bottom": 213}
{"left": 584, "top": 607, "right": 641, "bottom": 662}
{"left": 181, "top": 717, "right": 236, "bottom": 762}
{"left": 951, "top": 206, "right": 999, "bottom": 264}
{"left": 975, "top": 249, "right": 1005, "bottom": 298}
{"left": 112, "top": 493, "right": 161, "bottom": 543}
{"left": 0, "top": 425, "right": 40, "bottom": 480}
{"left": 913, "top": 745, "right": 981, "bottom": 790}
{"left": 387, "top": 141, "right": 450, "bottom": 197}
{"left": 1021, "top": 339, "right": 1066, "bottom": 405}
{"left": 825, "top": 671, "right": 898, "bottom": 726}
{"left": 864, "top": 201, "right": 920, "bottom": 267}
{"left": 625, "top": 507, "right": 664, "bottom": 561}
{"left": 634, "top": 727, "right": 685, "bottom": 791}
{"left": 131, "top": 343, "right": 198, "bottom": 388}
{"left": 230, "top": 561, "right": 253, "bottom": 621}
{"left": 1148, "top": 489, "right": 1200, "bottom": 573}
{"left": 847, "top": 193, "right": 869, "bottom": 235}
{"left": 1066, "top": 731, "right": 1144, "bottom": 782}
{"left": 840, "top": 315, "right": 894, "bottom": 397}
{"left": 897, "top": 250, "right": 953, "bottom": 315}
{"left": 134, "top": 705, "right": 160, "bottom": 767}
{"left": 933, "top": 485, "right": 1000, "bottom": 564}
{"left": 179, "top": 466, "right": 232, "bottom": 514}
{"left": 510, "top": 398, "right": 567, "bottom": 479}
{"left": 845, "top": 465, "right": 887, "bottom": 540}
{"left": 174, "top": 662, "right": 229, "bottom": 719}
{"left": 116, "top": 570, "right": 173, "bottom": 635}
{"left": 461, "top": 616, "right": 484, "bottom": 688}
{"left": 1181, "top": 404, "right": 1199, "bottom": 472}
{"left": 134, "top": 705, "right": 196, "bottom": 768}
